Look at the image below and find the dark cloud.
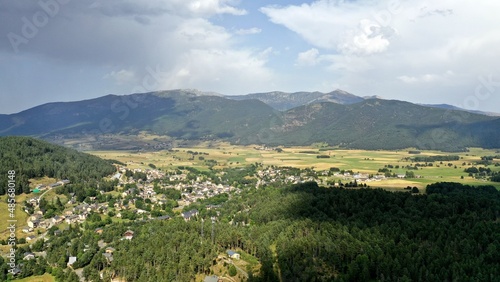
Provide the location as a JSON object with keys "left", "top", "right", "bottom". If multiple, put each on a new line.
{"left": 0, "top": 0, "right": 274, "bottom": 114}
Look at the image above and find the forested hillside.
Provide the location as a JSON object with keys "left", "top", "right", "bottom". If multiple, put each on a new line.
{"left": 228, "top": 89, "right": 364, "bottom": 111}
{"left": 98, "top": 182, "right": 500, "bottom": 281}
{"left": 0, "top": 136, "right": 116, "bottom": 194}
{"left": 224, "top": 182, "right": 500, "bottom": 281}
{"left": 269, "top": 99, "right": 500, "bottom": 151}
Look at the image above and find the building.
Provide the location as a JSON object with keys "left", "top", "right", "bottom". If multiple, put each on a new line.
{"left": 67, "top": 256, "right": 77, "bottom": 267}
{"left": 59, "top": 179, "right": 71, "bottom": 185}
{"left": 23, "top": 252, "right": 35, "bottom": 260}
{"left": 181, "top": 209, "right": 199, "bottom": 221}
{"left": 123, "top": 230, "right": 134, "bottom": 240}
{"left": 156, "top": 215, "right": 171, "bottom": 220}
{"left": 27, "top": 220, "right": 40, "bottom": 228}
{"left": 227, "top": 250, "right": 240, "bottom": 260}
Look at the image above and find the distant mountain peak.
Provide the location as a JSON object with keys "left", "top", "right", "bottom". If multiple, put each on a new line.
{"left": 328, "top": 89, "right": 356, "bottom": 96}
{"left": 363, "top": 95, "right": 383, "bottom": 99}
{"left": 228, "top": 89, "right": 365, "bottom": 111}
{"left": 182, "top": 89, "right": 223, "bottom": 96}
{"left": 155, "top": 89, "right": 223, "bottom": 97}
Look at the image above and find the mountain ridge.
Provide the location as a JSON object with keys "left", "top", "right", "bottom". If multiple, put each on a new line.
{"left": 1, "top": 89, "right": 499, "bottom": 151}
{"left": 228, "top": 89, "right": 364, "bottom": 111}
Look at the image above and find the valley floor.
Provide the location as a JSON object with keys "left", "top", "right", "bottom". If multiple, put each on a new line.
{"left": 89, "top": 144, "right": 500, "bottom": 190}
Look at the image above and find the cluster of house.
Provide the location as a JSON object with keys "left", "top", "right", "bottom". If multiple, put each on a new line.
{"left": 20, "top": 165, "right": 330, "bottom": 241}
{"left": 26, "top": 212, "right": 64, "bottom": 230}
{"left": 115, "top": 166, "right": 167, "bottom": 183}
{"left": 332, "top": 172, "right": 387, "bottom": 183}
{"left": 115, "top": 167, "right": 236, "bottom": 207}
{"left": 178, "top": 182, "right": 234, "bottom": 206}
{"left": 22, "top": 168, "right": 234, "bottom": 237}
{"left": 256, "top": 167, "right": 317, "bottom": 187}
{"left": 24, "top": 201, "right": 110, "bottom": 233}
{"left": 253, "top": 146, "right": 281, "bottom": 151}
{"left": 331, "top": 171, "right": 420, "bottom": 183}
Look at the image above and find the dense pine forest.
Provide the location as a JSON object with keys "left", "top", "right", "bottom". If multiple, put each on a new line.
{"left": 0, "top": 136, "right": 116, "bottom": 194}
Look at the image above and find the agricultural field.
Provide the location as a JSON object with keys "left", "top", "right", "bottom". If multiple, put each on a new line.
{"left": 89, "top": 144, "right": 500, "bottom": 190}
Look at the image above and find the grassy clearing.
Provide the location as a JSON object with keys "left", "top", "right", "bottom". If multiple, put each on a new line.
{"left": 0, "top": 194, "right": 29, "bottom": 242}
{"left": 239, "top": 251, "right": 260, "bottom": 270}
{"left": 13, "top": 273, "right": 55, "bottom": 282}
{"left": 29, "top": 177, "right": 58, "bottom": 188}
{"left": 88, "top": 145, "right": 500, "bottom": 190}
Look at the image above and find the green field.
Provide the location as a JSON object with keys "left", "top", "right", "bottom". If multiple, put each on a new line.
{"left": 89, "top": 144, "right": 500, "bottom": 190}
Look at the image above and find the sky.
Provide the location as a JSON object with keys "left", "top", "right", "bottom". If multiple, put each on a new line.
{"left": 1, "top": 0, "right": 499, "bottom": 114}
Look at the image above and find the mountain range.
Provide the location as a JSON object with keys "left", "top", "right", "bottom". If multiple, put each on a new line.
{"left": 1, "top": 89, "right": 499, "bottom": 151}
{"left": 229, "top": 89, "right": 364, "bottom": 111}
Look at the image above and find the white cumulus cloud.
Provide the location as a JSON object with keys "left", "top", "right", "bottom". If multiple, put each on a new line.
{"left": 261, "top": 0, "right": 399, "bottom": 55}
{"left": 160, "top": 48, "right": 274, "bottom": 94}
{"left": 296, "top": 48, "right": 320, "bottom": 66}
{"left": 261, "top": 0, "right": 500, "bottom": 111}
{"left": 186, "top": 0, "right": 247, "bottom": 16}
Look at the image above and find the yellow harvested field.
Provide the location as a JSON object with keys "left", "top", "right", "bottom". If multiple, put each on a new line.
{"left": 13, "top": 273, "right": 55, "bottom": 282}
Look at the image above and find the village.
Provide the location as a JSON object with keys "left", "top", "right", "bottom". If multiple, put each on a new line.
{"left": 9, "top": 161, "right": 426, "bottom": 281}
{"left": 4, "top": 164, "right": 317, "bottom": 280}
{"left": 22, "top": 162, "right": 416, "bottom": 239}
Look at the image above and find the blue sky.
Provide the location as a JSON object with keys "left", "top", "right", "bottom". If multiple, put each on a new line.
{"left": 1, "top": 0, "right": 499, "bottom": 114}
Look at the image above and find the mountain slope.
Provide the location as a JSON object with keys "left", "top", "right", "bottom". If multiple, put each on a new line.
{"left": 149, "top": 91, "right": 281, "bottom": 143}
{"left": 229, "top": 89, "right": 364, "bottom": 111}
{"left": 263, "top": 99, "right": 500, "bottom": 151}
{"left": 0, "top": 91, "right": 499, "bottom": 151}
{"left": 0, "top": 90, "right": 282, "bottom": 144}
{"left": 421, "top": 104, "right": 500, "bottom": 117}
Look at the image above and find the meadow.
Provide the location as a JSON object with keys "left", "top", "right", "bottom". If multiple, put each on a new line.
{"left": 12, "top": 273, "right": 55, "bottom": 282}
{"left": 0, "top": 194, "right": 29, "bottom": 245}
{"left": 0, "top": 177, "right": 61, "bottom": 242}
{"left": 89, "top": 144, "right": 500, "bottom": 190}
